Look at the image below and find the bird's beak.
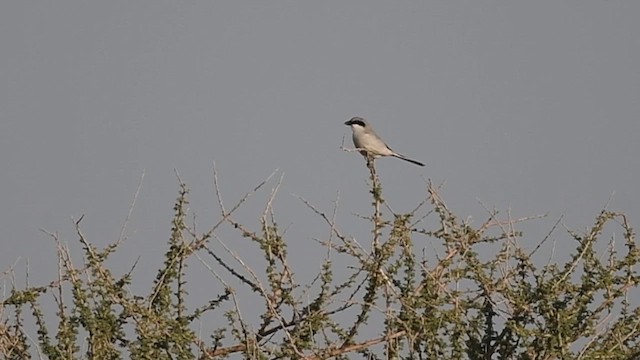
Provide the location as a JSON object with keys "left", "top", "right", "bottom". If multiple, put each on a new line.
{"left": 344, "top": 120, "right": 352, "bottom": 126}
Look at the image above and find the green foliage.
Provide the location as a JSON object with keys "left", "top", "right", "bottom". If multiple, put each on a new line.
{"left": 2, "top": 165, "right": 639, "bottom": 359}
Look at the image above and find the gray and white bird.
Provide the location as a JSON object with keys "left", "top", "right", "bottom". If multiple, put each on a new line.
{"left": 344, "top": 117, "right": 425, "bottom": 167}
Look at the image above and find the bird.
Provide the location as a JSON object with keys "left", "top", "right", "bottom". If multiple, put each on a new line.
{"left": 344, "top": 117, "right": 425, "bottom": 167}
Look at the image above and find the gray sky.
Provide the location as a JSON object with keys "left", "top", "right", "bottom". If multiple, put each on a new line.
{"left": 1, "top": 0, "right": 639, "bottom": 339}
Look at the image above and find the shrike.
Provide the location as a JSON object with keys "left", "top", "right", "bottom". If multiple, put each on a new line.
{"left": 344, "top": 117, "right": 425, "bottom": 167}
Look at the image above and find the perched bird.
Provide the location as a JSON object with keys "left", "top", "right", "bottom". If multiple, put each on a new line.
{"left": 344, "top": 117, "right": 425, "bottom": 167}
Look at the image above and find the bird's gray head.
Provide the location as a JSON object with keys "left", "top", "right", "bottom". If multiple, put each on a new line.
{"left": 344, "top": 117, "right": 368, "bottom": 128}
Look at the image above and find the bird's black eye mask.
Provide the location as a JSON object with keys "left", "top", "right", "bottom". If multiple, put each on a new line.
{"left": 345, "top": 118, "right": 366, "bottom": 127}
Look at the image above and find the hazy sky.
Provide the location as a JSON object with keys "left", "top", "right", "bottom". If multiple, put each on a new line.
{"left": 1, "top": 0, "right": 639, "bottom": 342}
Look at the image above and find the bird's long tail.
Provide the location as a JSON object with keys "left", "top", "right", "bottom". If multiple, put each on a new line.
{"left": 393, "top": 154, "right": 425, "bottom": 167}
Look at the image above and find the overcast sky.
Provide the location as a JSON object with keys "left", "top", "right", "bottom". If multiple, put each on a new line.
{"left": 1, "top": 0, "right": 639, "bottom": 342}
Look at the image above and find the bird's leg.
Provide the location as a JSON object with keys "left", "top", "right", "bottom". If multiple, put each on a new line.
{"left": 366, "top": 155, "right": 375, "bottom": 170}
